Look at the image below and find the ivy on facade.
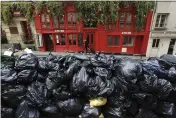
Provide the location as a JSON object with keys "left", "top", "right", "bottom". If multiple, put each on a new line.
{"left": 1, "top": 1, "right": 155, "bottom": 30}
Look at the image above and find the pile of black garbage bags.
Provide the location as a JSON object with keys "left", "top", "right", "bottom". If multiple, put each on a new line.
{"left": 1, "top": 52, "right": 176, "bottom": 118}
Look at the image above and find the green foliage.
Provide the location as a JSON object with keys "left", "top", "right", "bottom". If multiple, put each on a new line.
{"left": 1, "top": 1, "right": 155, "bottom": 29}
{"left": 134, "top": 1, "right": 155, "bottom": 30}
{"left": 75, "top": 1, "right": 120, "bottom": 27}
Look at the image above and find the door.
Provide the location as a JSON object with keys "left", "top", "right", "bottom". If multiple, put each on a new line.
{"left": 168, "top": 39, "right": 176, "bottom": 55}
{"left": 86, "top": 32, "right": 94, "bottom": 51}
{"left": 43, "top": 34, "right": 54, "bottom": 51}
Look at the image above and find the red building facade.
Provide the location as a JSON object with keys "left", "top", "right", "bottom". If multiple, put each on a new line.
{"left": 34, "top": 3, "right": 153, "bottom": 55}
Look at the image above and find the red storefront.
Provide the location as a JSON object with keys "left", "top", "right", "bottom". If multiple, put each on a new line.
{"left": 34, "top": 3, "right": 153, "bottom": 55}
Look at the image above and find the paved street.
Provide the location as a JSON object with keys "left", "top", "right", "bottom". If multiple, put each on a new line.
{"left": 1, "top": 49, "right": 147, "bottom": 60}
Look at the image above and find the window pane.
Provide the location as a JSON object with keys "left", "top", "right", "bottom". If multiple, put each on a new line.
{"left": 108, "top": 36, "right": 113, "bottom": 46}
{"left": 156, "top": 39, "right": 160, "bottom": 47}
{"left": 68, "top": 34, "right": 72, "bottom": 45}
{"left": 120, "top": 12, "right": 125, "bottom": 28}
{"left": 41, "top": 14, "right": 46, "bottom": 28}
{"left": 72, "top": 13, "right": 77, "bottom": 26}
{"left": 56, "top": 35, "right": 60, "bottom": 45}
{"left": 152, "top": 39, "right": 156, "bottom": 47}
{"left": 126, "top": 13, "right": 132, "bottom": 29}
{"left": 61, "top": 34, "right": 66, "bottom": 45}
{"left": 123, "top": 36, "right": 128, "bottom": 46}
{"left": 114, "top": 36, "right": 119, "bottom": 45}
{"left": 91, "top": 34, "right": 93, "bottom": 44}
{"left": 155, "top": 15, "right": 160, "bottom": 27}
{"left": 9, "top": 27, "right": 18, "bottom": 34}
{"left": 38, "top": 34, "right": 43, "bottom": 47}
{"left": 68, "top": 13, "right": 72, "bottom": 25}
{"left": 59, "top": 15, "right": 64, "bottom": 28}
{"left": 73, "top": 34, "right": 77, "bottom": 45}
{"left": 123, "top": 36, "right": 134, "bottom": 46}
{"left": 54, "top": 17, "right": 58, "bottom": 28}
{"left": 46, "top": 14, "right": 50, "bottom": 28}
{"left": 78, "top": 33, "right": 83, "bottom": 46}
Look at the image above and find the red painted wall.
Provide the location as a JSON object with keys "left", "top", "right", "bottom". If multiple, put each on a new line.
{"left": 34, "top": 4, "right": 153, "bottom": 55}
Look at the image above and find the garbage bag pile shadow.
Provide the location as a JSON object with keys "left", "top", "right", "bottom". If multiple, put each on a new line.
{"left": 1, "top": 53, "right": 176, "bottom": 118}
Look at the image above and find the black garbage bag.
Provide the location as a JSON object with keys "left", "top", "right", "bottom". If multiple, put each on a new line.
{"left": 168, "top": 84, "right": 176, "bottom": 103}
{"left": 135, "top": 108, "right": 159, "bottom": 118}
{"left": 1, "top": 67, "right": 17, "bottom": 83}
{"left": 103, "top": 95, "right": 131, "bottom": 118}
{"left": 53, "top": 85, "right": 72, "bottom": 100}
{"left": 38, "top": 54, "right": 59, "bottom": 71}
{"left": 141, "top": 58, "right": 169, "bottom": 78}
{"left": 115, "top": 58, "right": 142, "bottom": 83}
{"left": 131, "top": 93, "right": 157, "bottom": 109}
{"left": 2, "top": 85, "right": 26, "bottom": 108}
{"left": 37, "top": 71, "right": 48, "bottom": 83}
{"left": 17, "top": 69, "right": 37, "bottom": 85}
{"left": 80, "top": 104, "right": 101, "bottom": 118}
{"left": 15, "top": 53, "right": 38, "bottom": 70}
{"left": 139, "top": 74, "right": 172, "bottom": 100}
{"left": 86, "top": 76, "right": 115, "bottom": 98}
{"left": 56, "top": 98, "right": 83, "bottom": 117}
{"left": 90, "top": 57, "right": 109, "bottom": 68}
{"left": 46, "top": 70, "right": 65, "bottom": 90}
{"left": 63, "top": 55, "right": 75, "bottom": 68}
{"left": 1, "top": 55, "right": 16, "bottom": 68}
{"left": 65, "top": 60, "right": 81, "bottom": 80}
{"left": 168, "top": 67, "right": 176, "bottom": 82}
{"left": 94, "top": 67, "right": 112, "bottom": 79}
{"left": 156, "top": 102, "right": 176, "bottom": 116}
{"left": 40, "top": 104, "right": 60, "bottom": 117}
{"left": 38, "top": 57, "right": 47, "bottom": 71}
{"left": 71, "top": 67, "right": 89, "bottom": 94}
{"left": 1, "top": 107, "right": 14, "bottom": 118}
{"left": 160, "top": 54, "right": 176, "bottom": 67}
{"left": 16, "top": 100, "right": 40, "bottom": 118}
{"left": 26, "top": 81, "right": 48, "bottom": 107}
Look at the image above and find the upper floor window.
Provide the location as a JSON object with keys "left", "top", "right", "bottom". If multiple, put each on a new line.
{"left": 41, "top": 13, "right": 51, "bottom": 28}
{"left": 67, "top": 12, "right": 77, "bottom": 27}
{"left": 155, "top": 13, "right": 168, "bottom": 28}
{"left": 119, "top": 12, "right": 132, "bottom": 29}
{"left": 9, "top": 27, "right": 18, "bottom": 34}
{"left": 53, "top": 15, "right": 64, "bottom": 28}
{"left": 107, "top": 35, "right": 120, "bottom": 46}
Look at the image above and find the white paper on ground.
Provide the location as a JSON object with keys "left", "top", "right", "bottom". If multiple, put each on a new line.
{"left": 24, "top": 48, "right": 33, "bottom": 53}
{"left": 4, "top": 51, "right": 13, "bottom": 56}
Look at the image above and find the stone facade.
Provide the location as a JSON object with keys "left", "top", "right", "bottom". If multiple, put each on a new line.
{"left": 146, "top": 1, "right": 176, "bottom": 57}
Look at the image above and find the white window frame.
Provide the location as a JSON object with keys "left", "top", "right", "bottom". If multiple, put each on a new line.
{"left": 155, "top": 13, "right": 169, "bottom": 29}
{"left": 152, "top": 39, "right": 160, "bottom": 48}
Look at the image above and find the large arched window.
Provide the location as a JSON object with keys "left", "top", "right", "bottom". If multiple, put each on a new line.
{"left": 41, "top": 13, "right": 51, "bottom": 28}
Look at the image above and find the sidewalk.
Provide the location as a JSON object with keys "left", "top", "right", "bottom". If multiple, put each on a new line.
{"left": 1, "top": 49, "right": 147, "bottom": 59}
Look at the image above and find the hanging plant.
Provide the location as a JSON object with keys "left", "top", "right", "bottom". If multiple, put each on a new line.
{"left": 75, "top": 1, "right": 120, "bottom": 27}
{"left": 134, "top": 1, "right": 155, "bottom": 30}
{"left": 1, "top": 2, "right": 13, "bottom": 24}
{"left": 1, "top": 1, "right": 155, "bottom": 30}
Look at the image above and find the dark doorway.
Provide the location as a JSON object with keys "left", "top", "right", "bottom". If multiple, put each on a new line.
{"left": 168, "top": 39, "right": 176, "bottom": 55}
{"left": 43, "top": 34, "right": 54, "bottom": 51}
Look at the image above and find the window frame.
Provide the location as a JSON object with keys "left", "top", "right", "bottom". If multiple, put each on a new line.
{"left": 41, "top": 12, "right": 52, "bottom": 29}
{"left": 53, "top": 15, "right": 65, "bottom": 29}
{"left": 122, "top": 36, "right": 134, "bottom": 47}
{"left": 68, "top": 33, "right": 78, "bottom": 46}
{"left": 155, "top": 13, "right": 169, "bottom": 29}
{"left": 9, "top": 27, "right": 19, "bottom": 34}
{"left": 119, "top": 11, "right": 133, "bottom": 30}
{"left": 67, "top": 12, "right": 77, "bottom": 28}
{"left": 107, "top": 35, "right": 120, "bottom": 46}
{"left": 55, "top": 34, "right": 66, "bottom": 46}
{"left": 152, "top": 39, "right": 160, "bottom": 48}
